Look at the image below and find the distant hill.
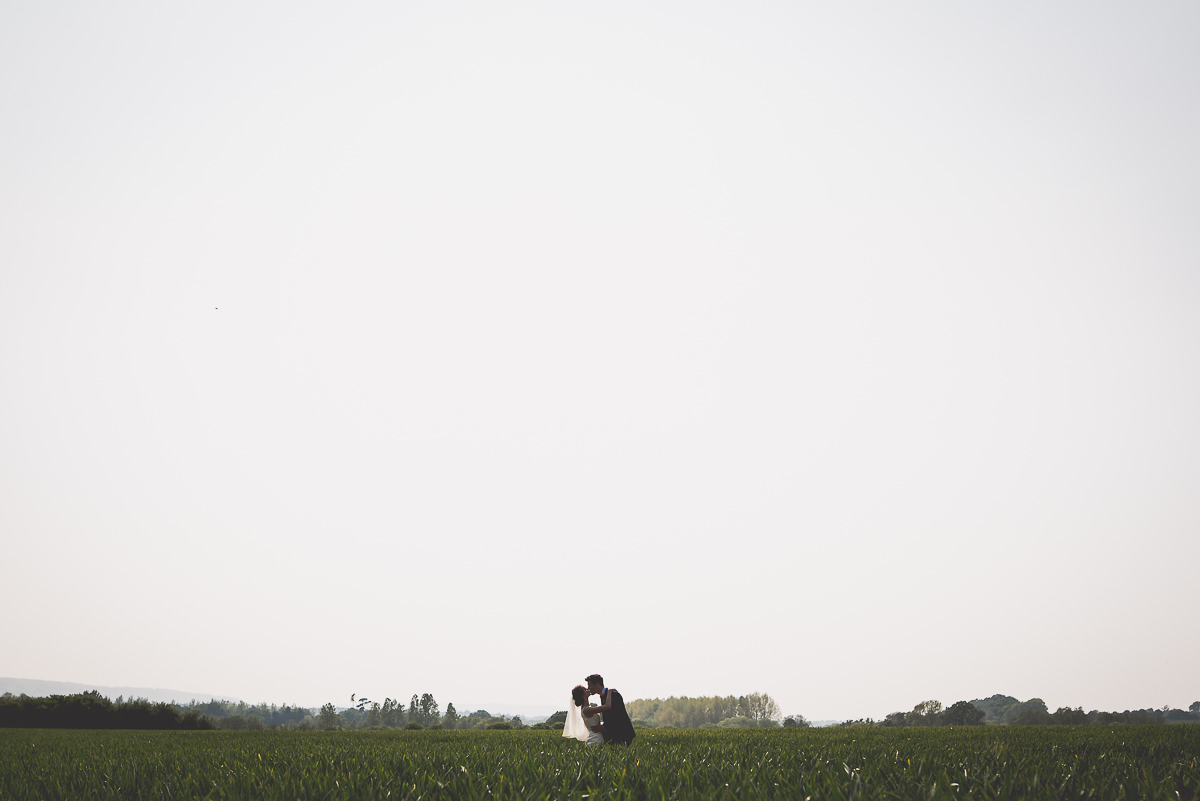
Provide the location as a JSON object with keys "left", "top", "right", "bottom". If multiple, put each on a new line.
{"left": 0, "top": 678, "right": 240, "bottom": 705}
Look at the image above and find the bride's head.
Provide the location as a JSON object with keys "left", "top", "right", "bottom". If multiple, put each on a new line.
{"left": 571, "top": 685, "right": 589, "bottom": 707}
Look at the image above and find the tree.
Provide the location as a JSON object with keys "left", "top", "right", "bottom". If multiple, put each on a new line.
{"left": 968, "top": 694, "right": 1022, "bottom": 725}
{"left": 838, "top": 718, "right": 876, "bottom": 728}
{"left": 744, "top": 692, "right": 781, "bottom": 722}
{"left": 1190, "top": 701, "right": 1200, "bottom": 714}
{"left": 942, "top": 701, "right": 985, "bottom": 726}
{"left": 459, "top": 709, "right": 494, "bottom": 730}
{"left": 910, "top": 700, "right": 944, "bottom": 726}
{"left": 442, "top": 702, "right": 459, "bottom": 730}
{"left": 709, "top": 697, "right": 733, "bottom": 724}
{"left": 318, "top": 703, "right": 340, "bottom": 730}
{"left": 782, "top": 714, "right": 810, "bottom": 728}
{"left": 1051, "top": 707, "right": 1088, "bottom": 725}
{"left": 381, "top": 698, "right": 405, "bottom": 728}
{"left": 655, "top": 708, "right": 682, "bottom": 728}
{"left": 409, "top": 695, "right": 420, "bottom": 724}
{"left": 1010, "top": 706, "right": 1053, "bottom": 725}
{"left": 419, "top": 694, "right": 439, "bottom": 727}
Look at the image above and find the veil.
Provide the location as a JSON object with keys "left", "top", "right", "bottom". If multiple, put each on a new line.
{"left": 563, "top": 701, "right": 589, "bottom": 741}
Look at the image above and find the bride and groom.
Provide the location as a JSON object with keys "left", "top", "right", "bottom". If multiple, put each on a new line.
{"left": 563, "top": 673, "right": 636, "bottom": 746}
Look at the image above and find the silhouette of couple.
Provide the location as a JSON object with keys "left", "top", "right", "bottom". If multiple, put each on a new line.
{"left": 563, "top": 673, "right": 635, "bottom": 746}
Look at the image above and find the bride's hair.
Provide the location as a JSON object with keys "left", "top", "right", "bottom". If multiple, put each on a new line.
{"left": 571, "top": 685, "right": 588, "bottom": 707}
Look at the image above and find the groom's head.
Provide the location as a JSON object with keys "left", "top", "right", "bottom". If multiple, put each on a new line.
{"left": 585, "top": 674, "right": 604, "bottom": 694}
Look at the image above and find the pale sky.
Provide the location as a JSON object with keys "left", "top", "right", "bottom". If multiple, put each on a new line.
{"left": 2, "top": 1, "right": 1198, "bottom": 722}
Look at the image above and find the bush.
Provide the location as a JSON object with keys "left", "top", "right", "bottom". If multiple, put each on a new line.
{"left": 404, "top": 722, "right": 423, "bottom": 730}
{"left": 486, "top": 722, "right": 512, "bottom": 730}
{"left": 716, "top": 717, "right": 758, "bottom": 729}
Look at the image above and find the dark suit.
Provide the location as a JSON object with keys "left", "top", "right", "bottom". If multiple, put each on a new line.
{"left": 600, "top": 688, "right": 635, "bottom": 745}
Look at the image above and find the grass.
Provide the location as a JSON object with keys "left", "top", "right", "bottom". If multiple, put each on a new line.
{"left": 2, "top": 724, "right": 1198, "bottom": 800}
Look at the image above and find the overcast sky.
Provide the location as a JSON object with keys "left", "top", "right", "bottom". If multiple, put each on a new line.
{"left": 2, "top": 1, "right": 1198, "bottom": 722}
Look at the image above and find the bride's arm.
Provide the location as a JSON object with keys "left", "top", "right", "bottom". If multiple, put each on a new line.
{"left": 581, "top": 704, "right": 600, "bottom": 718}
{"left": 591, "top": 690, "right": 617, "bottom": 713}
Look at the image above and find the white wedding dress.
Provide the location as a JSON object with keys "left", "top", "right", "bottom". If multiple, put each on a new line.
{"left": 563, "top": 702, "right": 604, "bottom": 746}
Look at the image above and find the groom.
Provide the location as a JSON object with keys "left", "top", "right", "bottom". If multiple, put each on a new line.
{"left": 586, "top": 673, "right": 635, "bottom": 745}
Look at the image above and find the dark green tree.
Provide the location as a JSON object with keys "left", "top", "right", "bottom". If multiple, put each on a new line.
{"left": 942, "top": 701, "right": 985, "bottom": 726}
{"left": 442, "top": 702, "right": 459, "bottom": 730}
{"left": 1051, "top": 706, "right": 1088, "bottom": 725}
{"left": 1010, "top": 700, "right": 1053, "bottom": 725}
{"left": 968, "top": 694, "right": 1024, "bottom": 724}
{"left": 910, "top": 700, "right": 943, "bottom": 726}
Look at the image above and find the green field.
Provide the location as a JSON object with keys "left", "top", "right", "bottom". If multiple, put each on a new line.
{"left": 3, "top": 725, "right": 1198, "bottom": 800}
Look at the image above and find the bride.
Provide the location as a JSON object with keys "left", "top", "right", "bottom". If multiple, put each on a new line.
{"left": 562, "top": 685, "right": 604, "bottom": 745}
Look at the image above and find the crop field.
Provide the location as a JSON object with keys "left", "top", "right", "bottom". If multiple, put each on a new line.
{"left": 2, "top": 725, "right": 1198, "bottom": 800}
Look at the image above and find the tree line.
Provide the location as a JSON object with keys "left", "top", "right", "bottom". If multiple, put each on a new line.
{"left": 312, "top": 694, "right": 540, "bottom": 731}
{"left": 621, "top": 693, "right": 801, "bottom": 729}
{"left": 0, "top": 691, "right": 533, "bottom": 732}
{"left": 836, "top": 695, "right": 1200, "bottom": 728}
{"left": 0, "top": 691, "right": 214, "bottom": 730}
{"left": 8, "top": 689, "right": 1194, "bottom": 731}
